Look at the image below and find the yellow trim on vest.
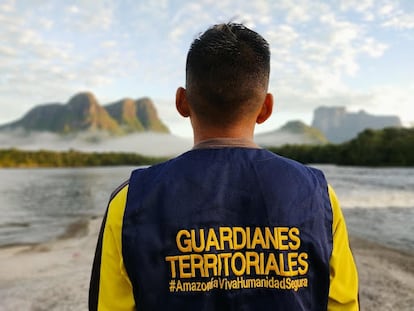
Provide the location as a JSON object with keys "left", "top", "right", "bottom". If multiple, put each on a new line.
{"left": 96, "top": 182, "right": 358, "bottom": 310}
{"left": 327, "top": 185, "right": 359, "bottom": 311}
{"left": 98, "top": 185, "right": 135, "bottom": 310}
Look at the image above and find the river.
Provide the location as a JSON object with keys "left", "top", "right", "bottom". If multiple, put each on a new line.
{"left": 0, "top": 165, "right": 413, "bottom": 252}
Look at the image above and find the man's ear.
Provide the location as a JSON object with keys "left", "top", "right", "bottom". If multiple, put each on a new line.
{"left": 176, "top": 87, "right": 191, "bottom": 118}
{"left": 256, "top": 93, "right": 273, "bottom": 124}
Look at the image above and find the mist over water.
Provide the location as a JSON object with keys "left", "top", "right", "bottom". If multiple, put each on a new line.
{"left": 254, "top": 132, "right": 322, "bottom": 147}
{"left": 0, "top": 128, "right": 324, "bottom": 158}
{"left": 0, "top": 130, "right": 193, "bottom": 157}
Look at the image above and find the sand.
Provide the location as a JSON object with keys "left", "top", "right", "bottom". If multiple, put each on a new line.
{"left": 0, "top": 218, "right": 100, "bottom": 311}
{"left": 0, "top": 218, "right": 413, "bottom": 311}
{"left": 350, "top": 237, "right": 414, "bottom": 310}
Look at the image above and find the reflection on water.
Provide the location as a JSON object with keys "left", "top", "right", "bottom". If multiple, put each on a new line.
{"left": 0, "top": 167, "right": 134, "bottom": 246}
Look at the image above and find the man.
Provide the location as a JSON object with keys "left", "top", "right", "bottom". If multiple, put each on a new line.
{"left": 89, "top": 23, "right": 359, "bottom": 310}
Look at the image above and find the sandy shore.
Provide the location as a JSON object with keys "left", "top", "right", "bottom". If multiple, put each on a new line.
{"left": 350, "top": 236, "right": 414, "bottom": 310}
{"left": 0, "top": 219, "right": 413, "bottom": 311}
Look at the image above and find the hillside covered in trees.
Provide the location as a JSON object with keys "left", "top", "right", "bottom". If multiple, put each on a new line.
{"left": 0, "top": 92, "right": 169, "bottom": 135}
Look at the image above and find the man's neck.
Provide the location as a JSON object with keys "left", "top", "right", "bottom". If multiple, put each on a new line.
{"left": 193, "top": 137, "right": 259, "bottom": 149}
{"left": 192, "top": 122, "right": 256, "bottom": 146}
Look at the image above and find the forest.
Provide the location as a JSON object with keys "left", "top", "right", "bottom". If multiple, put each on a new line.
{"left": 269, "top": 127, "right": 414, "bottom": 166}
{"left": 0, "top": 127, "right": 413, "bottom": 167}
{"left": 0, "top": 149, "right": 166, "bottom": 168}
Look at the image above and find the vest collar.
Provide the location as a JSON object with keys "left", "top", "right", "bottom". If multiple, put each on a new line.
{"left": 193, "top": 138, "right": 260, "bottom": 150}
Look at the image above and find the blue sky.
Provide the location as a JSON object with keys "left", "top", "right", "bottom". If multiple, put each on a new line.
{"left": 0, "top": 0, "right": 413, "bottom": 137}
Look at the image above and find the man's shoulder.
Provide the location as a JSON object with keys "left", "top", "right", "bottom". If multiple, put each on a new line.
{"left": 253, "top": 150, "right": 328, "bottom": 188}
{"left": 259, "top": 149, "right": 323, "bottom": 171}
{"left": 109, "top": 179, "right": 130, "bottom": 202}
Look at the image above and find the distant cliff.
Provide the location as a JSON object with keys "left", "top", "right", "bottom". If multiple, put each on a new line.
{"left": 105, "top": 97, "right": 169, "bottom": 133}
{"left": 0, "top": 92, "right": 169, "bottom": 135}
{"left": 255, "top": 120, "right": 328, "bottom": 147}
{"left": 311, "top": 106, "right": 401, "bottom": 143}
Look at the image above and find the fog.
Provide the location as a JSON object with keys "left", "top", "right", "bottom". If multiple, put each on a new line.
{"left": 0, "top": 128, "right": 319, "bottom": 158}
{"left": 0, "top": 130, "right": 193, "bottom": 157}
{"left": 254, "top": 131, "right": 321, "bottom": 147}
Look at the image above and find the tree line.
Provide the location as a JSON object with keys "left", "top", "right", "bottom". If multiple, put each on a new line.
{"left": 0, "top": 149, "right": 167, "bottom": 168}
{"left": 268, "top": 127, "right": 414, "bottom": 166}
{"left": 0, "top": 127, "right": 413, "bottom": 168}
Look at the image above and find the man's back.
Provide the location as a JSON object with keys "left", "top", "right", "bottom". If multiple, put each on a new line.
{"left": 122, "top": 147, "right": 332, "bottom": 310}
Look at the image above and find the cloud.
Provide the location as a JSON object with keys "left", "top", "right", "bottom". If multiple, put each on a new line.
{"left": 0, "top": 0, "right": 14, "bottom": 13}
{"left": 249, "top": 0, "right": 272, "bottom": 25}
{"left": 101, "top": 40, "right": 117, "bottom": 48}
{"left": 284, "top": 2, "right": 311, "bottom": 24}
{"left": 378, "top": 3, "right": 395, "bottom": 16}
{"left": 0, "top": 6, "right": 24, "bottom": 35}
{"left": 299, "top": 41, "right": 332, "bottom": 63}
{"left": 38, "top": 18, "right": 54, "bottom": 30}
{"left": 360, "top": 37, "right": 388, "bottom": 58}
{"left": 319, "top": 13, "right": 360, "bottom": 46}
{"left": 67, "top": 5, "right": 80, "bottom": 14}
{"left": 266, "top": 24, "right": 299, "bottom": 47}
{"left": 64, "top": 2, "right": 115, "bottom": 31}
{"left": 362, "top": 83, "right": 414, "bottom": 123}
{"left": 269, "top": 8, "right": 376, "bottom": 99}
{"left": 0, "top": 45, "right": 16, "bottom": 57}
{"left": 382, "top": 13, "right": 414, "bottom": 29}
{"left": 168, "top": 2, "right": 210, "bottom": 43}
{"left": 340, "top": 0, "right": 374, "bottom": 13}
{"left": 374, "top": 0, "right": 414, "bottom": 30}
{"left": 339, "top": 0, "right": 376, "bottom": 21}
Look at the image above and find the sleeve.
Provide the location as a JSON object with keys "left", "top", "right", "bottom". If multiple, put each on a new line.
{"left": 89, "top": 183, "right": 136, "bottom": 311}
{"left": 327, "top": 185, "right": 360, "bottom": 311}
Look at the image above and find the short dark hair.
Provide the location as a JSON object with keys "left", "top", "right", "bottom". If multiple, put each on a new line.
{"left": 186, "top": 23, "right": 270, "bottom": 126}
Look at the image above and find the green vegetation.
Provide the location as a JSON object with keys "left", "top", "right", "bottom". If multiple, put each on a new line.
{"left": 0, "top": 149, "right": 167, "bottom": 168}
{"left": 268, "top": 127, "right": 414, "bottom": 166}
{"left": 1, "top": 127, "right": 412, "bottom": 168}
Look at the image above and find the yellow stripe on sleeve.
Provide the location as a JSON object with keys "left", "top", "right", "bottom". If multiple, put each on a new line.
{"left": 327, "top": 185, "right": 359, "bottom": 311}
{"left": 98, "top": 185, "right": 136, "bottom": 311}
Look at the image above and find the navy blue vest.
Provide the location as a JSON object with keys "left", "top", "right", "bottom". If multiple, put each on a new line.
{"left": 123, "top": 148, "right": 332, "bottom": 310}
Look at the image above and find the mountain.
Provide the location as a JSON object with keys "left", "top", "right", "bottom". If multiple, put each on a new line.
{"left": 0, "top": 92, "right": 169, "bottom": 135}
{"left": 105, "top": 97, "right": 169, "bottom": 133}
{"left": 255, "top": 120, "right": 328, "bottom": 147}
{"left": 312, "top": 106, "right": 402, "bottom": 143}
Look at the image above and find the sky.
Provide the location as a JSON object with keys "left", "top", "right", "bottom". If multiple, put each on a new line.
{"left": 0, "top": 0, "right": 413, "bottom": 137}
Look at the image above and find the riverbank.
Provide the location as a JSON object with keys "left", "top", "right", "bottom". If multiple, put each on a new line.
{"left": 350, "top": 236, "right": 414, "bottom": 310}
{"left": 0, "top": 218, "right": 413, "bottom": 310}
